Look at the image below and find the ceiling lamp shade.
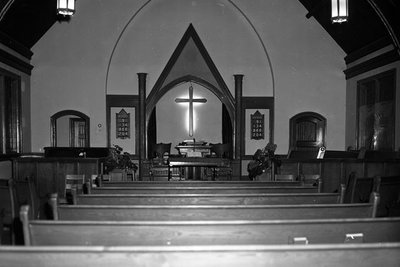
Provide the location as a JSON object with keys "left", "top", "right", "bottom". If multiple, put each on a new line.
{"left": 57, "top": 0, "right": 75, "bottom": 16}
{"left": 331, "top": 0, "right": 348, "bottom": 23}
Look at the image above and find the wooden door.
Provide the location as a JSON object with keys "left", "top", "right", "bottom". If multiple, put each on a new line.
{"left": 70, "top": 118, "right": 86, "bottom": 147}
{"left": 289, "top": 112, "right": 326, "bottom": 151}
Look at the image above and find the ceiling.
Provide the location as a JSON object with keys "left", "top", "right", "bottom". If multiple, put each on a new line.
{"left": 0, "top": 0, "right": 58, "bottom": 49}
{"left": 0, "top": 0, "right": 399, "bottom": 56}
{"left": 298, "top": 0, "right": 400, "bottom": 55}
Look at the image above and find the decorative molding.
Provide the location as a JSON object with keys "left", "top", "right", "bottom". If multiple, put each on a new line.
{"left": 146, "top": 24, "right": 234, "bottom": 124}
{"left": 0, "top": 48, "right": 33, "bottom": 75}
{"left": 344, "top": 49, "right": 399, "bottom": 79}
{"left": 344, "top": 37, "right": 392, "bottom": 64}
{"left": 0, "top": 31, "right": 33, "bottom": 59}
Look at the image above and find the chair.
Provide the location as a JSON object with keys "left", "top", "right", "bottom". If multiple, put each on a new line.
{"left": 65, "top": 174, "right": 85, "bottom": 204}
{"left": 149, "top": 143, "right": 181, "bottom": 181}
{"left": 299, "top": 174, "right": 322, "bottom": 192}
{"left": 206, "top": 143, "right": 232, "bottom": 180}
{"left": 211, "top": 143, "right": 231, "bottom": 158}
{"left": 152, "top": 143, "right": 172, "bottom": 159}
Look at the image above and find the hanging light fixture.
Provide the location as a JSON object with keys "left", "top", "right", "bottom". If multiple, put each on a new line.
{"left": 57, "top": 0, "right": 75, "bottom": 16}
{"left": 331, "top": 0, "right": 348, "bottom": 23}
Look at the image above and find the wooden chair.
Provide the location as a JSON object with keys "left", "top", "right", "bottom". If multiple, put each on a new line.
{"left": 149, "top": 143, "right": 181, "bottom": 181}
{"left": 206, "top": 143, "right": 232, "bottom": 180}
{"left": 65, "top": 174, "right": 85, "bottom": 204}
{"left": 154, "top": 143, "right": 171, "bottom": 158}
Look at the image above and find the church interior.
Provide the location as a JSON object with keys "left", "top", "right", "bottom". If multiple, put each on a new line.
{"left": 1, "top": 0, "right": 400, "bottom": 266}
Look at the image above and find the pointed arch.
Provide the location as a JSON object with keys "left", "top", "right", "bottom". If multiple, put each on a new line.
{"left": 146, "top": 24, "right": 234, "bottom": 123}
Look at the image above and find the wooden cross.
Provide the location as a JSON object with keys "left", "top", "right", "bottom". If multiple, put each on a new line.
{"left": 175, "top": 85, "right": 207, "bottom": 136}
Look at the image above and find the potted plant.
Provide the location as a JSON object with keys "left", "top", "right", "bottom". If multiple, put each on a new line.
{"left": 104, "top": 145, "right": 138, "bottom": 181}
{"left": 247, "top": 143, "right": 281, "bottom": 180}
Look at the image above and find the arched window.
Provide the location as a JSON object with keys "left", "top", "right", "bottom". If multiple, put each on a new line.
{"left": 50, "top": 110, "right": 90, "bottom": 147}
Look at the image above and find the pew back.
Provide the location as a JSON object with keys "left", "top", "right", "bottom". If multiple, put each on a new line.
{"left": 375, "top": 176, "right": 400, "bottom": 216}
{"left": 71, "top": 192, "right": 343, "bottom": 206}
{"left": 0, "top": 179, "right": 17, "bottom": 244}
{"left": 51, "top": 204, "right": 378, "bottom": 221}
{"left": 88, "top": 186, "right": 320, "bottom": 195}
{"left": 344, "top": 174, "right": 400, "bottom": 216}
{"left": 344, "top": 173, "right": 374, "bottom": 203}
{"left": 2, "top": 244, "right": 400, "bottom": 267}
{"left": 97, "top": 180, "right": 306, "bottom": 187}
{"left": 49, "top": 193, "right": 378, "bottom": 221}
{"left": 0, "top": 180, "right": 16, "bottom": 225}
{"left": 21, "top": 205, "right": 399, "bottom": 246}
{"left": 13, "top": 177, "right": 40, "bottom": 219}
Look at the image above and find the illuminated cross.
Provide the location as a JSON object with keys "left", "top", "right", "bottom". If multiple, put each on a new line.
{"left": 175, "top": 85, "right": 207, "bottom": 136}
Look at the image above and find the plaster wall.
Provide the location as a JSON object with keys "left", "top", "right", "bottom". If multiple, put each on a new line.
{"left": 31, "top": 0, "right": 346, "bottom": 154}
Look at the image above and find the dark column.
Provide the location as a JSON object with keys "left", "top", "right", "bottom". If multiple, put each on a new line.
{"left": 234, "top": 74, "right": 243, "bottom": 177}
{"left": 138, "top": 73, "right": 147, "bottom": 180}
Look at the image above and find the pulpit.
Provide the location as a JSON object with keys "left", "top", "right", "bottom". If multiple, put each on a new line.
{"left": 175, "top": 140, "right": 211, "bottom": 157}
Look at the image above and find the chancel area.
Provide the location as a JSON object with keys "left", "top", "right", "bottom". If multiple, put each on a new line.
{"left": 1, "top": 0, "right": 400, "bottom": 266}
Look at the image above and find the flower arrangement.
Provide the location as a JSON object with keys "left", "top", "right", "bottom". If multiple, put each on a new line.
{"left": 247, "top": 143, "right": 281, "bottom": 180}
{"left": 104, "top": 145, "right": 138, "bottom": 173}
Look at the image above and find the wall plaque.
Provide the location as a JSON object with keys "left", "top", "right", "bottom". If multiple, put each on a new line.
{"left": 116, "top": 109, "right": 130, "bottom": 139}
{"left": 250, "top": 110, "right": 264, "bottom": 140}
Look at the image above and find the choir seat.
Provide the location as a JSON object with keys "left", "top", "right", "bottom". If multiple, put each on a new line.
{"left": 64, "top": 174, "right": 85, "bottom": 204}
{"left": 149, "top": 143, "right": 181, "bottom": 181}
{"left": 206, "top": 143, "right": 232, "bottom": 181}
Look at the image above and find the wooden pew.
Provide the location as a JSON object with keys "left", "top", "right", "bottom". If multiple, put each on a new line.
{"left": 344, "top": 174, "right": 400, "bottom": 216}
{"left": 13, "top": 176, "right": 40, "bottom": 220}
{"left": 374, "top": 176, "right": 400, "bottom": 217}
{"left": 21, "top": 205, "right": 399, "bottom": 246}
{"left": 87, "top": 185, "right": 320, "bottom": 195}
{"left": 0, "top": 179, "right": 17, "bottom": 244}
{"left": 323, "top": 150, "right": 359, "bottom": 159}
{"left": 0, "top": 209, "right": 3, "bottom": 244}
{"left": 97, "top": 180, "right": 307, "bottom": 187}
{"left": 69, "top": 190, "right": 345, "bottom": 206}
{"left": 49, "top": 193, "right": 378, "bottom": 221}
{"left": 2, "top": 243, "right": 400, "bottom": 267}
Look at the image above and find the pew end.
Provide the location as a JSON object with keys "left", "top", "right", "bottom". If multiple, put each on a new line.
{"left": 48, "top": 193, "right": 59, "bottom": 220}
{"left": 19, "top": 205, "right": 31, "bottom": 246}
{"left": 299, "top": 175, "right": 322, "bottom": 192}
{"left": 369, "top": 192, "right": 380, "bottom": 218}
